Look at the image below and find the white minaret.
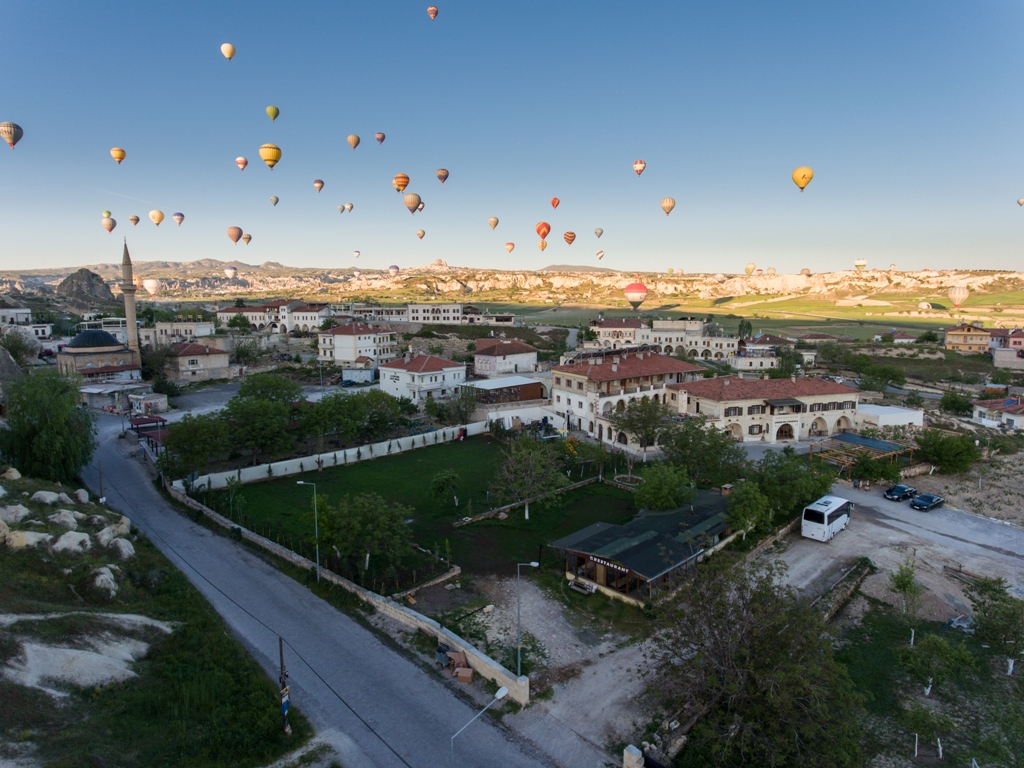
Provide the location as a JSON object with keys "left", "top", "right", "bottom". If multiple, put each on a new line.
{"left": 121, "top": 240, "right": 140, "bottom": 354}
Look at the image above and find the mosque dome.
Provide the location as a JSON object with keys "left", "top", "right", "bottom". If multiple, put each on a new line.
{"left": 66, "top": 330, "right": 122, "bottom": 350}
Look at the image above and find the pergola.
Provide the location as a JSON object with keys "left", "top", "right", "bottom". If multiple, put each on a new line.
{"left": 808, "top": 432, "right": 916, "bottom": 475}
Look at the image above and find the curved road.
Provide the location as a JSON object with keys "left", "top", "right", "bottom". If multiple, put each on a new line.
{"left": 83, "top": 414, "right": 556, "bottom": 768}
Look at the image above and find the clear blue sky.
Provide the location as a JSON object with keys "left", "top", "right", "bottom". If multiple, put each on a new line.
{"left": 2, "top": 1, "right": 1023, "bottom": 275}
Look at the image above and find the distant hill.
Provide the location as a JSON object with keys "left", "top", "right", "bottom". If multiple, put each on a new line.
{"left": 540, "top": 264, "right": 618, "bottom": 273}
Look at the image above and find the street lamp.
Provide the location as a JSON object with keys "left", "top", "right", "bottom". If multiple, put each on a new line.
{"left": 451, "top": 686, "right": 508, "bottom": 768}
{"left": 517, "top": 561, "right": 539, "bottom": 677}
{"left": 295, "top": 481, "right": 319, "bottom": 582}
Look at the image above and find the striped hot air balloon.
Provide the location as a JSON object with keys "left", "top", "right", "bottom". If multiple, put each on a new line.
{"left": 947, "top": 285, "right": 969, "bottom": 308}
{"left": 172, "top": 212, "right": 185, "bottom": 226}
{"left": 0, "top": 122, "right": 24, "bottom": 149}
{"left": 660, "top": 197, "right": 676, "bottom": 215}
{"left": 110, "top": 148, "right": 126, "bottom": 164}
{"left": 242, "top": 234, "right": 251, "bottom": 245}
{"left": 347, "top": 135, "right": 360, "bottom": 149}
{"left": 427, "top": 6, "right": 438, "bottom": 20}
{"left": 536, "top": 221, "right": 551, "bottom": 239}
{"left": 227, "top": 226, "right": 243, "bottom": 243}
{"left": 236, "top": 157, "right": 248, "bottom": 171}
{"left": 633, "top": 160, "right": 646, "bottom": 176}
{"left": 259, "top": 144, "right": 281, "bottom": 169}
{"left": 550, "top": 197, "right": 560, "bottom": 209}
{"left": 538, "top": 240, "right": 547, "bottom": 251}
{"left": 623, "top": 282, "right": 648, "bottom": 310}
{"left": 436, "top": 169, "right": 449, "bottom": 184}
{"left": 129, "top": 215, "right": 140, "bottom": 226}
{"left": 393, "top": 173, "right": 410, "bottom": 193}
{"left": 314, "top": 179, "right": 324, "bottom": 192}
{"left": 563, "top": 232, "right": 576, "bottom": 246}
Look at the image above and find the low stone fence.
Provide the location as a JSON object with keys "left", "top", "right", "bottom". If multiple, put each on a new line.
{"left": 452, "top": 476, "right": 600, "bottom": 527}
{"left": 810, "top": 559, "right": 873, "bottom": 621}
{"left": 900, "top": 462, "right": 935, "bottom": 479}
{"left": 745, "top": 516, "right": 802, "bottom": 560}
{"left": 165, "top": 482, "right": 530, "bottom": 704}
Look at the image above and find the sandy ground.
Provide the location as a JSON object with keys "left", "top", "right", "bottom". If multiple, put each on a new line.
{"left": 913, "top": 452, "right": 1024, "bottom": 525}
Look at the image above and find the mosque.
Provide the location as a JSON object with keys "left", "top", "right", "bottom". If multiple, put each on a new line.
{"left": 56, "top": 242, "right": 141, "bottom": 382}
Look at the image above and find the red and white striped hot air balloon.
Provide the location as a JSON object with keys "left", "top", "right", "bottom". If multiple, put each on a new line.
{"left": 633, "top": 160, "right": 646, "bottom": 176}
{"left": 947, "top": 285, "right": 969, "bottom": 308}
{"left": 235, "top": 157, "right": 248, "bottom": 171}
{"left": 624, "top": 282, "right": 648, "bottom": 310}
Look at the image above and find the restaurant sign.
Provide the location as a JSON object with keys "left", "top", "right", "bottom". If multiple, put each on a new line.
{"left": 590, "top": 556, "right": 628, "bottom": 573}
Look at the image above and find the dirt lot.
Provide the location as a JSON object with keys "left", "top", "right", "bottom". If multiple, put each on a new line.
{"left": 912, "top": 452, "right": 1024, "bottom": 525}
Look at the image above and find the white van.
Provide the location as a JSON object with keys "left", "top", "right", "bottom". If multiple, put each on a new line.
{"left": 801, "top": 495, "right": 853, "bottom": 542}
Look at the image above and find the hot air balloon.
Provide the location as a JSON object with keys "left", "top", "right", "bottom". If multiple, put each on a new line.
{"left": 236, "top": 157, "right": 248, "bottom": 171}
{"left": 563, "top": 231, "right": 576, "bottom": 246}
{"left": 143, "top": 279, "right": 162, "bottom": 296}
{"left": 766, "top": 267, "right": 776, "bottom": 276}
{"left": 266, "top": 106, "right": 279, "bottom": 121}
{"left": 110, "top": 148, "right": 126, "bottom": 164}
{"left": 595, "top": 228, "right": 603, "bottom": 238}
{"left": 416, "top": 230, "right": 425, "bottom": 239}
{"left": 149, "top": 210, "right": 164, "bottom": 226}
{"left": 259, "top": 144, "right": 281, "bottom": 169}
{"left": 755, "top": 269, "right": 763, "bottom": 276}
{"left": 242, "top": 234, "right": 251, "bottom": 245}
{"left": 1018, "top": 198, "right": 1024, "bottom": 207}
{"left": 173, "top": 212, "right": 184, "bottom": 226}
{"left": 270, "top": 196, "right": 279, "bottom": 206}
{"left": 353, "top": 269, "right": 361, "bottom": 277}
{"left": 633, "top": 160, "right": 646, "bottom": 176}
{"left": 220, "top": 43, "right": 236, "bottom": 60}
{"left": 427, "top": 5, "right": 438, "bottom": 19}
{"left": 375, "top": 133, "right": 385, "bottom": 144}
{"left": 403, "top": 193, "right": 421, "bottom": 214}
{"left": 505, "top": 243, "right": 515, "bottom": 253}
{"left": 550, "top": 198, "right": 560, "bottom": 209}
{"left": 0, "top": 123, "right": 23, "bottom": 149}
{"left": 102, "top": 210, "right": 111, "bottom": 217}
{"left": 337, "top": 205, "right": 345, "bottom": 214}
{"left": 353, "top": 251, "right": 360, "bottom": 259}
{"left": 792, "top": 166, "right": 813, "bottom": 191}
{"left": 744, "top": 263, "right": 756, "bottom": 276}
{"left": 227, "top": 226, "right": 243, "bottom": 243}
{"left": 129, "top": 215, "right": 140, "bottom": 226}
{"left": 433, "top": 169, "right": 448, "bottom": 185}
{"left": 225, "top": 266, "right": 238, "bottom": 279}
{"left": 800, "top": 268, "right": 811, "bottom": 276}
{"left": 624, "top": 282, "right": 648, "bottom": 310}
{"left": 488, "top": 217, "right": 499, "bottom": 230}
{"left": 389, "top": 265, "right": 400, "bottom": 277}
{"left": 344, "top": 202, "right": 353, "bottom": 212}
{"left": 101, "top": 217, "right": 116, "bottom": 233}
{"left": 714, "top": 273, "right": 725, "bottom": 282}
{"left": 917, "top": 302, "right": 931, "bottom": 310}
{"left": 393, "top": 173, "right": 409, "bottom": 192}
{"left": 660, "top": 197, "right": 676, "bottom": 215}
{"left": 538, "top": 240, "right": 548, "bottom": 251}
{"left": 313, "top": 179, "right": 324, "bottom": 193}
{"left": 417, "top": 201, "right": 425, "bottom": 211}
{"left": 890, "top": 264, "right": 897, "bottom": 271}
{"left": 854, "top": 259, "right": 867, "bottom": 272}
{"left": 947, "top": 285, "right": 969, "bottom": 308}
{"left": 536, "top": 221, "right": 551, "bottom": 239}
{"left": 347, "top": 135, "right": 360, "bottom": 150}
{"left": 596, "top": 250, "right": 604, "bottom": 260}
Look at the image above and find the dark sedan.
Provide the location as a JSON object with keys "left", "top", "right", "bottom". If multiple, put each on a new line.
{"left": 884, "top": 484, "right": 917, "bottom": 501}
{"left": 910, "top": 493, "right": 944, "bottom": 511}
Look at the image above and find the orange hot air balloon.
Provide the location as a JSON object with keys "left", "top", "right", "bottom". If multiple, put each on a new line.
{"left": 313, "top": 179, "right": 324, "bottom": 192}
{"left": 792, "top": 166, "right": 814, "bottom": 191}
{"left": 505, "top": 242, "right": 514, "bottom": 253}
{"left": 633, "top": 160, "right": 646, "bottom": 176}
{"left": 242, "top": 234, "right": 252, "bottom": 245}
{"left": 110, "top": 148, "right": 126, "bottom": 164}
{"left": 129, "top": 215, "right": 140, "bottom": 226}
{"left": 660, "top": 197, "right": 676, "bottom": 215}
{"left": 536, "top": 221, "right": 551, "bottom": 239}
{"left": 538, "top": 240, "right": 548, "bottom": 251}
{"left": 563, "top": 231, "right": 576, "bottom": 246}
{"left": 427, "top": 6, "right": 438, "bottom": 20}
{"left": 375, "top": 132, "right": 385, "bottom": 144}
{"left": 393, "top": 173, "right": 410, "bottom": 193}
{"left": 347, "top": 135, "right": 360, "bottom": 150}
{"left": 436, "top": 168, "right": 449, "bottom": 184}
{"left": 227, "top": 227, "right": 243, "bottom": 243}
{"left": 235, "top": 156, "right": 248, "bottom": 171}
{"left": 550, "top": 197, "right": 559, "bottom": 209}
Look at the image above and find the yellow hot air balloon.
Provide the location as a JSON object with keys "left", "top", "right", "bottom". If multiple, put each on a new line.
{"left": 101, "top": 210, "right": 111, "bottom": 217}
{"left": 259, "top": 143, "right": 281, "bottom": 169}
{"left": 347, "top": 134, "right": 360, "bottom": 150}
{"left": 266, "top": 106, "right": 279, "bottom": 121}
{"left": 393, "top": 173, "right": 409, "bottom": 192}
{"left": 220, "top": 43, "right": 236, "bottom": 60}
{"left": 744, "top": 262, "right": 756, "bottom": 276}
{"left": 110, "top": 147, "right": 126, "bottom": 164}
{"left": 538, "top": 240, "right": 548, "bottom": 251}
{"left": 149, "top": 210, "right": 165, "bottom": 226}
{"left": 792, "top": 166, "right": 814, "bottom": 191}
{"left": 488, "top": 217, "right": 499, "bottom": 230}
{"left": 403, "top": 193, "right": 421, "bottom": 214}
{"left": 660, "top": 197, "right": 676, "bottom": 215}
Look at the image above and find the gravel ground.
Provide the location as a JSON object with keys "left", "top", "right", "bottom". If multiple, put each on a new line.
{"left": 913, "top": 452, "right": 1024, "bottom": 525}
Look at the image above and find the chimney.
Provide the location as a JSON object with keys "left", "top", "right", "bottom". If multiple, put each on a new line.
{"left": 611, "top": 363, "right": 618, "bottom": 372}
{"left": 762, "top": 372, "right": 768, "bottom": 380}
{"left": 595, "top": 357, "right": 603, "bottom": 364}
{"left": 721, "top": 484, "right": 733, "bottom": 496}
{"left": 791, "top": 373, "right": 796, "bottom": 383}
{"left": 612, "top": 356, "right": 620, "bottom": 364}
{"left": 723, "top": 377, "right": 729, "bottom": 385}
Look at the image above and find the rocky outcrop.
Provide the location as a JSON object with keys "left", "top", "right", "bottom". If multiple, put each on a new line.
{"left": 7, "top": 531, "right": 52, "bottom": 549}
{"left": 31, "top": 491, "right": 59, "bottom": 505}
{"left": 1, "top": 504, "right": 30, "bottom": 524}
{"left": 109, "top": 538, "right": 136, "bottom": 561}
{"left": 55, "top": 268, "right": 115, "bottom": 308}
{"left": 47, "top": 511, "right": 78, "bottom": 530}
{"left": 53, "top": 531, "right": 91, "bottom": 554}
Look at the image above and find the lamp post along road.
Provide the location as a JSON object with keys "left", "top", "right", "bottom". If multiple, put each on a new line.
{"left": 451, "top": 686, "right": 508, "bottom": 768}
{"left": 296, "top": 481, "right": 319, "bottom": 581}
{"left": 517, "top": 561, "right": 539, "bottom": 677}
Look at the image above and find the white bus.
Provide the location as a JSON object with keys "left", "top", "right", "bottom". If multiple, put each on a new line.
{"left": 801, "top": 495, "right": 853, "bottom": 542}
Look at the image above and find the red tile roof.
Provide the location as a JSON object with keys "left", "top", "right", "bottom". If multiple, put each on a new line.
{"left": 380, "top": 354, "right": 464, "bottom": 373}
{"left": 747, "top": 333, "right": 794, "bottom": 346}
{"left": 475, "top": 338, "right": 537, "bottom": 356}
{"left": 323, "top": 323, "right": 389, "bottom": 336}
{"left": 667, "top": 376, "right": 859, "bottom": 401}
{"left": 891, "top": 332, "right": 916, "bottom": 340}
{"left": 553, "top": 352, "right": 703, "bottom": 382}
{"left": 291, "top": 304, "right": 329, "bottom": 313}
{"left": 216, "top": 306, "right": 249, "bottom": 314}
{"left": 946, "top": 324, "right": 990, "bottom": 335}
{"left": 798, "top": 332, "right": 839, "bottom": 340}
{"left": 972, "top": 397, "right": 1024, "bottom": 415}
{"left": 171, "top": 343, "right": 227, "bottom": 357}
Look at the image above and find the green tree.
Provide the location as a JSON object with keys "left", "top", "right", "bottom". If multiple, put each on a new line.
{"left": 965, "top": 577, "right": 1024, "bottom": 661}
{"left": 652, "top": 560, "right": 865, "bottom": 768}
{"left": 750, "top": 448, "right": 836, "bottom": 527}
{"left": 0, "top": 370, "right": 96, "bottom": 484}
{"left": 232, "top": 338, "right": 263, "bottom": 366}
{"left": 634, "top": 463, "right": 695, "bottom": 511}
{"left": 443, "top": 387, "right": 480, "bottom": 425}
{"left": 726, "top": 480, "right": 771, "bottom": 536}
{"left": 737, "top": 318, "right": 753, "bottom": 339}
{"left": 158, "top": 413, "right": 229, "bottom": 478}
{"left": 606, "top": 397, "right": 674, "bottom": 455}
{"left": 395, "top": 396, "right": 418, "bottom": 416}
{"left": 488, "top": 437, "right": 569, "bottom": 519}
{"left": 233, "top": 298, "right": 246, "bottom": 308}
{"left": 313, "top": 492, "right": 414, "bottom": 574}
{"left": 226, "top": 313, "right": 252, "bottom": 332}
{"left": 575, "top": 438, "right": 610, "bottom": 480}
{"left": 768, "top": 345, "right": 803, "bottom": 378}
{"left": 224, "top": 397, "right": 292, "bottom": 465}
{"left": 140, "top": 345, "right": 174, "bottom": 380}
{"left": 355, "top": 389, "right": 402, "bottom": 441}
{"left": 659, "top": 415, "right": 747, "bottom": 487}
{"left": 898, "top": 634, "right": 975, "bottom": 695}
{"left": 319, "top": 317, "right": 337, "bottom": 331}
{"left": 429, "top": 469, "right": 461, "bottom": 508}
{"left": 904, "top": 390, "right": 925, "bottom": 408}
{"left": 915, "top": 330, "right": 940, "bottom": 343}
{"left": 915, "top": 429, "right": 981, "bottom": 473}
{"left": 939, "top": 390, "right": 974, "bottom": 416}
{"left": 888, "top": 558, "right": 923, "bottom": 621}
{"left": 236, "top": 373, "right": 302, "bottom": 404}
{"left": 850, "top": 451, "right": 902, "bottom": 484}
{"left": 0, "top": 331, "right": 35, "bottom": 366}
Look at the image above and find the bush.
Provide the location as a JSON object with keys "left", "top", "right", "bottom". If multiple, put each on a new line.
{"left": 915, "top": 429, "right": 981, "bottom": 473}
{"left": 152, "top": 377, "right": 182, "bottom": 397}
{"left": 939, "top": 390, "right": 974, "bottom": 416}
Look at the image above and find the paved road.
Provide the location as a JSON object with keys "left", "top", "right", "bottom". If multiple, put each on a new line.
{"left": 166, "top": 381, "right": 377, "bottom": 424}
{"left": 83, "top": 415, "right": 554, "bottom": 768}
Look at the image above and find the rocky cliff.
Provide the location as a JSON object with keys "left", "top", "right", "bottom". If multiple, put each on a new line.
{"left": 55, "top": 269, "right": 115, "bottom": 309}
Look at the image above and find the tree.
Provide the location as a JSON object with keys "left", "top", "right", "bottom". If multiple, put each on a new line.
{"left": 429, "top": 469, "right": 461, "bottom": 508}
{"left": 768, "top": 345, "right": 803, "bottom": 378}
{"left": 0, "top": 370, "right": 96, "bottom": 484}
{"left": 915, "top": 429, "right": 981, "bottom": 473}
{"left": 227, "top": 313, "right": 252, "bottom": 332}
{"left": 898, "top": 634, "right": 974, "bottom": 696}
{"left": 311, "top": 492, "right": 414, "bottom": 574}
{"left": 575, "top": 438, "right": 610, "bottom": 480}
{"left": 319, "top": 317, "right": 337, "bottom": 331}
{"left": 606, "top": 397, "right": 674, "bottom": 455}
{"left": 659, "top": 415, "right": 747, "bottom": 487}
{"left": 888, "top": 558, "right": 923, "bottom": 621}
{"left": 650, "top": 560, "right": 864, "bottom": 768}
{"left": 633, "top": 463, "right": 695, "bottom": 511}
{"left": 966, "top": 577, "right": 1024, "bottom": 664}
{"left": 232, "top": 338, "right": 263, "bottom": 366}
{"left": 904, "top": 390, "right": 925, "bottom": 408}
{"left": 443, "top": 387, "right": 479, "bottom": 425}
{"left": 939, "top": 390, "right": 974, "bottom": 416}
{"left": 159, "top": 413, "right": 229, "bottom": 478}
{"left": 726, "top": 480, "right": 770, "bottom": 536}
{"left": 236, "top": 372, "right": 302, "bottom": 404}
{"left": 749, "top": 448, "right": 836, "bottom": 527}
{"left": 233, "top": 298, "right": 246, "bottom": 308}
{"left": 915, "top": 330, "right": 940, "bottom": 344}
{"left": 850, "top": 451, "right": 902, "bottom": 484}
{"left": 355, "top": 389, "right": 402, "bottom": 441}
{"left": 395, "top": 396, "right": 418, "bottom": 416}
{"left": 0, "top": 331, "right": 35, "bottom": 366}
{"left": 140, "top": 345, "right": 174, "bottom": 380}
{"left": 224, "top": 397, "right": 292, "bottom": 465}
{"left": 488, "top": 437, "right": 569, "bottom": 519}
{"left": 737, "top": 318, "right": 753, "bottom": 339}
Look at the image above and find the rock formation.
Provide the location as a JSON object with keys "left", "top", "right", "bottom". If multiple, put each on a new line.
{"left": 55, "top": 268, "right": 115, "bottom": 309}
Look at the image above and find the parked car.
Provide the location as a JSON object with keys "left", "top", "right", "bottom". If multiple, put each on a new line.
{"left": 910, "top": 493, "right": 944, "bottom": 511}
{"left": 884, "top": 484, "right": 917, "bottom": 501}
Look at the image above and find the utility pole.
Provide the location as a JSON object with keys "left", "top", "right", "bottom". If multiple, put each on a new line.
{"left": 279, "top": 637, "right": 292, "bottom": 736}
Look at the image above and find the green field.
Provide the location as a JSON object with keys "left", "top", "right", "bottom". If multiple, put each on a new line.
{"left": 208, "top": 436, "right": 636, "bottom": 578}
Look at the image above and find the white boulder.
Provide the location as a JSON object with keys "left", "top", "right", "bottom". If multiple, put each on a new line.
{"left": 114, "top": 516, "right": 131, "bottom": 536}
{"left": 109, "top": 538, "right": 136, "bottom": 561}
{"left": 53, "top": 531, "right": 91, "bottom": 555}
{"left": 92, "top": 566, "right": 118, "bottom": 598}
{"left": 86, "top": 515, "right": 109, "bottom": 528}
{"left": 6, "top": 531, "right": 52, "bottom": 549}
{"left": 74, "top": 489, "right": 91, "bottom": 505}
{"left": 0, "top": 486, "right": 6, "bottom": 499}
{"left": 2, "top": 467, "right": 21, "bottom": 481}
{"left": 0, "top": 519, "right": 8, "bottom": 545}
{"left": 47, "top": 511, "right": 78, "bottom": 530}
{"left": 31, "top": 491, "right": 60, "bottom": 505}
{"left": 0, "top": 504, "right": 30, "bottom": 524}
{"left": 96, "top": 526, "right": 118, "bottom": 548}
{"left": 57, "top": 492, "right": 76, "bottom": 506}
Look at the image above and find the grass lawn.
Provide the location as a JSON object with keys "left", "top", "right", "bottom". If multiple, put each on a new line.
{"left": 207, "top": 436, "right": 636, "bottom": 578}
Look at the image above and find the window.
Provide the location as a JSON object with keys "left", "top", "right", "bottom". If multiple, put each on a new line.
{"left": 578, "top": 400, "right": 583, "bottom": 409}
{"left": 556, "top": 395, "right": 561, "bottom": 403}
{"left": 187, "top": 358, "right": 199, "bottom": 366}
{"left": 748, "top": 424, "right": 762, "bottom": 435}
{"left": 555, "top": 377, "right": 561, "bottom": 386}
{"left": 724, "top": 406, "right": 742, "bottom": 417}
{"left": 747, "top": 405, "right": 764, "bottom": 415}
{"left": 577, "top": 382, "right": 584, "bottom": 390}
{"left": 810, "top": 402, "right": 822, "bottom": 412}
{"left": 803, "top": 510, "right": 825, "bottom": 525}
